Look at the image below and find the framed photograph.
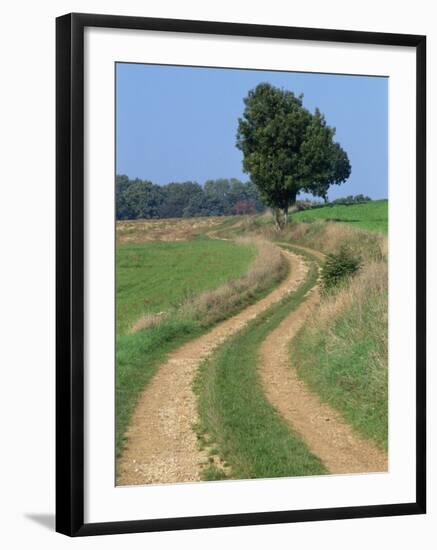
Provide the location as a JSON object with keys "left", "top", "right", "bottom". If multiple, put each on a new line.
{"left": 56, "top": 12, "right": 426, "bottom": 536}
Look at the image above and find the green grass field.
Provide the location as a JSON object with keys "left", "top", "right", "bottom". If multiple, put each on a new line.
{"left": 194, "top": 247, "right": 326, "bottom": 480}
{"left": 116, "top": 239, "right": 256, "bottom": 335}
{"left": 291, "top": 200, "right": 388, "bottom": 233}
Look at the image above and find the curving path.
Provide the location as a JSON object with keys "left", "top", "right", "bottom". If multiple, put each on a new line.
{"left": 117, "top": 247, "right": 304, "bottom": 485}
{"left": 118, "top": 240, "right": 387, "bottom": 485}
{"left": 259, "top": 247, "right": 388, "bottom": 474}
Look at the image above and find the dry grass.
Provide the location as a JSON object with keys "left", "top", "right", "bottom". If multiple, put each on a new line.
{"left": 287, "top": 221, "right": 387, "bottom": 263}
{"left": 129, "top": 311, "right": 167, "bottom": 333}
{"left": 241, "top": 218, "right": 387, "bottom": 264}
{"left": 116, "top": 216, "right": 228, "bottom": 244}
{"left": 315, "top": 260, "right": 388, "bottom": 334}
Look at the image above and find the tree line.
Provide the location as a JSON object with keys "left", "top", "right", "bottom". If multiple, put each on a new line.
{"left": 116, "top": 176, "right": 266, "bottom": 220}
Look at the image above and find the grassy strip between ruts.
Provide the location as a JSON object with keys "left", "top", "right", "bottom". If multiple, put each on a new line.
{"left": 194, "top": 246, "right": 327, "bottom": 481}
{"left": 116, "top": 239, "right": 288, "bottom": 458}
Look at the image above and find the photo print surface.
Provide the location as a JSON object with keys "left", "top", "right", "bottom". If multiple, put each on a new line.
{"left": 114, "top": 62, "right": 388, "bottom": 486}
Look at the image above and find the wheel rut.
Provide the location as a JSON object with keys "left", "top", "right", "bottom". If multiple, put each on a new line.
{"left": 259, "top": 248, "right": 388, "bottom": 474}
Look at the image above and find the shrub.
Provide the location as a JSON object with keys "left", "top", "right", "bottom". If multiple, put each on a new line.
{"left": 330, "top": 194, "right": 371, "bottom": 205}
{"left": 295, "top": 200, "right": 325, "bottom": 211}
{"left": 321, "top": 246, "right": 361, "bottom": 289}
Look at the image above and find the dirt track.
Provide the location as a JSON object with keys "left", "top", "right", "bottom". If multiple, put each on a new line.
{"left": 117, "top": 242, "right": 387, "bottom": 485}
{"left": 259, "top": 250, "right": 388, "bottom": 474}
{"left": 117, "top": 248, "right": 304, "bottom": 485}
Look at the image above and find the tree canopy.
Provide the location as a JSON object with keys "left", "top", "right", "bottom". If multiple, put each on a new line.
{"left": 236, "top": 83, "right": 351, "bottom": 229}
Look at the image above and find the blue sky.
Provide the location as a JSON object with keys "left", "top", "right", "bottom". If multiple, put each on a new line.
{"left": 116, "top": 63, "right": 388, "bottom": 200}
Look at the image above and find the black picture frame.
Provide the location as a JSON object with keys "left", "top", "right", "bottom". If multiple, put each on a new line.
{"left": 56, "top": 12, "right": 426, "bottom": 537}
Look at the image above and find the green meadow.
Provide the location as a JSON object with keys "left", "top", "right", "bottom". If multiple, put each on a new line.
{"left": 291, "top": 199, "right": 388, "bottom": 233}
{"left": 116, "top": 239, "right": 256, "bottom": 336}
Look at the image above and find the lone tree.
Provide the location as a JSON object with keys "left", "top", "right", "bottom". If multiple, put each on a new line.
{"left": 236, "top": 83, "right": 351, "bottom": 229}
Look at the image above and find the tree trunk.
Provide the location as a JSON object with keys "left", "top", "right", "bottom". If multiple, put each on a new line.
{"left": 273, "top": 208, "right": 282, "bottom": 231}
{"left": 273, "top": 207, "right": 289, "bottom": 231}
{"left": 283, "top": 206, "right": 289, "bottom": 227}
